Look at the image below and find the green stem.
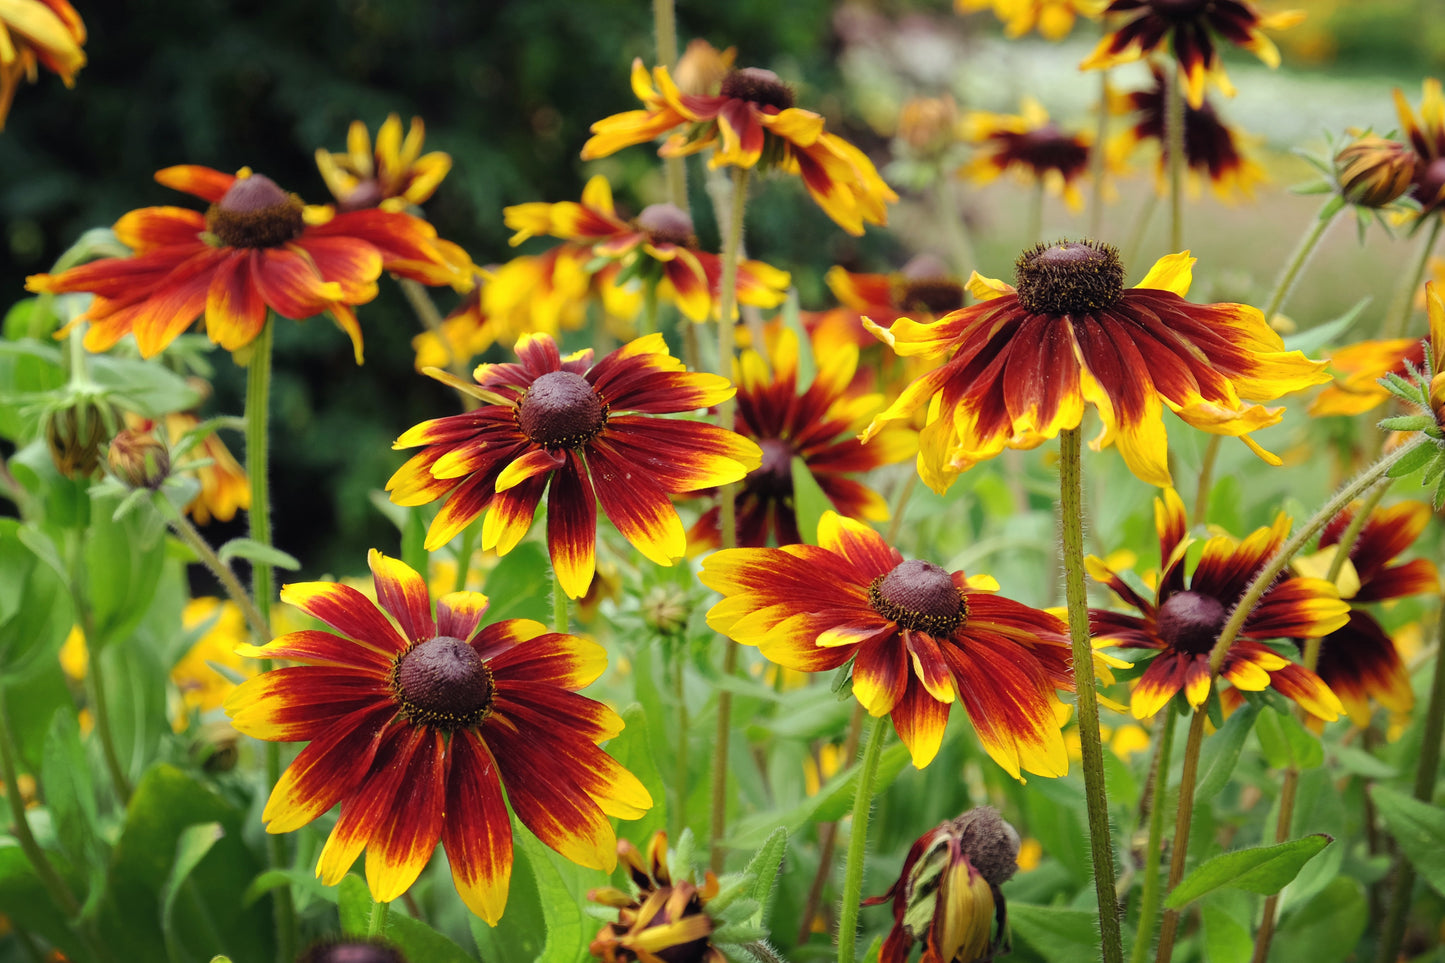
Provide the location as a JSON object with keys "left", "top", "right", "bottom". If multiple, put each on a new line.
{"left": 85, "top": 648, "right": 132, "bottom": 805}
{"left": 1130, "top": 709, "right": 1177, "bottom": 963}
{"left": 157, "top": 497, "right": 269, "bottom": 642}
{"left": 367, "top": 896, "right": 390, "bottom": 938}
{"left": 1192, "top": 436, "right": 1220, "bottom": 528}
{"left": 1089, "top": 67, "right": 1111, "bottom": 241}
{"left": 1376, "top": 567, "right": 1445, "bottom": 963}
{"left": 1165, "top": 65, "right": 1185, "bottom": 254}
{"left": 1261, "top": 202, "right": 1342, "bottom": 322}
{"left": 640, "top": 281, "right": 660, "bottom": 337}
{"left": 937, "top": 175, "right": 977, "bottom": 282}
{"left": 652, "top": 0, "right": 688, "bottom": 212}
{"left": 1059, "top": 427, "right": 1124, "bottom": 963}
{"left": 1122, "top": 194, "right": 1159, "bottom": 275}
{"left": 708, "top": 166, "right": 751, "bottom": 873}
{"left": 244, "top": 319, "right": 296, "bottom": 963}
{"left": 1154, "top": 708, "right": 1207, "bottom": 963}
{"left": 1381, "top": 215, "right": 1443, "bottom": 341}
{"left": 455, "top": 524, "right": 478, "bottom": 596}
{"left": 673, "top": 645, "right": 689, "bottom": 839}
{"left": 885, "top": 472, "right": 919, "bottom": 546}
{"left": 836, "top": 714, "right": 887, "bottom": 963}
{"left": 0, "top": 686, "right": 80, "bottom": 917}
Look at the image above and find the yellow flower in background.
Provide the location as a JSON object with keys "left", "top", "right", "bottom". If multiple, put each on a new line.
{"left": 959, "top": 98, "right": 1095, "bottom": 210}
{"left": 315, "top": 113, "right": 452, "bottom": 212}
{"left": 171, "top": 597, "right": 255, "bottom": 733}
{"left": 59, "top": 623, "right": 86, "bottom": 681}
{"left": 0, "top": 0, "right": 86, "bottom": 130}
{"left": 956, "top": 0, "right": 1106, "bottom": 41}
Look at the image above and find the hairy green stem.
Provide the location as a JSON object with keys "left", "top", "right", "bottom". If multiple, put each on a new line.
{"left": 837, "top": 714, "right": 887, "bottom": 963}
{"left": 652, "top": 0, "right": 688, "bottom": 212}
{"left": 1381, "top": 215, "right": 1443, "bottom": 341}
{"left": 367, "top": 897, "right": 390, "bottom": 938}
{"left": 1376, "top": 568, "right": 1445, "bottom": 963}
{"left": 1027, "top": 183, "right": 1044, "bottom": 247}
{"left": 1060, "top": 427, "right": 1124, "bottom": 963}
{"left": 937, "top": 176, "right": 977, "bottom": 281}
{"left": 399, "top": 277, "right": 477, "bottom": 409}
{"left": 1130, "top": 709, "right": 1177, "bottom": 963}
{"left": 1165, "top": 66, "right": 1184, "bottom": 254}
{"left": 1088, "top": 68, "right": 1111, "bottom": 241}
{"left": 708, "top": 167, "right": 751, "bottom": 873}
{"left": 157, "top": 498, "right": 269, "bottom": 642}
{"left": 85, "top": 647, "right": 132, "bottom": 805}
{"left": 1262, "top": 202, "right": 1342, "bottom": 322}
{"left": 1191, "top": 436, "right": 1220, "bottom": 528}
{"left": 1154, "top": 708, "right": 1207, "bottom": 963}
{"left": 0, "top": 686, "right": 80, "bottom": 917}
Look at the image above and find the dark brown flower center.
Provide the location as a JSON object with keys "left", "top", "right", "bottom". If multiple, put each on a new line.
{"left": 751, "top": 437, "right": 796, "bottom": 497}
{"left": 720, "top": 68, "right": 794, "bottom": 111}
{"left": 205, "top": 173, "right": 306, "bottom": 248}
{"left": 1148, "top": 0, "right": 1208, "bottom": 19}
{"left": 392, "top": 636, "right": 494, "bottom": 730}
{"left": 1014, "top": 239, "right": 1125, "bottom": 316}
{"left": 1155, "top": 590, "right": 1227, "bottom": 655}
{"left": 637, "top": 203, "right": 698, "bottom": 248}
{"left": 1415, "top": 156, "right": 1445, "bottom": 211}
{"left": 868, "top": 559, "right": 966, "bottom": 635}
{"left": 891, "top": 255, "right": 965, "bottom": 315}
{"left": 517, "top": 370, "right": 608, "bottom": 449}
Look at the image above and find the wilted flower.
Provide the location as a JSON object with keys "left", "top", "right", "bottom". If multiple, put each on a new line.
{"left": 43, "top": 392, "right": 121, "bottom": 478}
{"left": 865, "top": 807, "right": 1021, "bottom": 963}
{"left": 897, "top": 95, "right": 961, "bottom": 157}
{"left": 672, "top": 39, "right": 736, "bottom": 97}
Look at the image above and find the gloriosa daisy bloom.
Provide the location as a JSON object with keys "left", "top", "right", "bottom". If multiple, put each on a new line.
{"left": 0, "top": 0, "right": 84, "bottom": 129}
{"left": 588, "top": 832, "right": 724, "bottom": 963}
{"left": 226, "top": 550, "right": 651, "bottom": 923}
{"left": 315, "top": 113, "right": 452, "bottom": 212}
{"left": 1082, "top": 0, "right": 1305, "bottom": 108}
{"left": 1088, "top": 489, "right": 1347, "bottom": 720}
{"left": 955, "top": 0, "right": 1107, "bottom": 41}
{"left": 388, "top": 332, "right": 760, "bottom": 598}
{"left": 581, "top": 60, "right": 898, "bottom": 236}
{"left": 861, "top": 240, "right": 1330, "bottom": 491}
{"left": 27, "top": 166, "right": 471, "bottom": 362}
{"left": 1394, "top": 78, "right": 1445, "bottom": 217}
{"left": 701, "top": 511, "right": 1074, "bottom": 776}
{"left": 959, "top": 98, "right": 1094, "bottom": 211}
{"left": 1308, "top": 338, "right": 1424, "bottom": 417}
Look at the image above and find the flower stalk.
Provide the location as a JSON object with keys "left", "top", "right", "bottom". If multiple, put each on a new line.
{"left": 836, "top": 714, "right": 887, "bottom": 963}
{"left": 1165, "top": 65, "right": 1185, "bottom": 253}
{"left": 1130, "top": 708, "right": 1177, "bottom": 963}
{"left": 1060, "top": 426, "right": 1125, "bottom": 963}
{"left": 1381, "top": 215, "right": 1443, "bottom": 340}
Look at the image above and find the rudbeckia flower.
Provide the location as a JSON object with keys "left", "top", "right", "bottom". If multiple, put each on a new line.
{"left": 1112, "top": 66, "right": 1266, "bottom": 201}
{"left": 958, "top": 98, "right": 1096, "bottom": 211}
{"left": 1308, "top": 338, "right": 1423, "bottom": 417}
{"left": 1393, "top": 78, "right": 1445, "bottom": 217}
{"left": 589, "top": 832, "right": 724, "bottom": 963}
{"left": 315, "top": 113, "right": 451, "bottom": 212}
{"left": 388, "top": 332, "right": 760, "bottom": 598}
{"left": 26, "top": 166, "right": 471, "bottom": 362}
{"left": 808, "top": 255, "right": 966, "bottom": 355}
{"left": 701, "top": 511, "right": 1074, "bottom": 775}
{"left": 1088, "top": 488, "right": 1347, "bottom": 720}
{"left": 504, "top": 176, "right": 790, "bottom": 322}
{"left": 172, "top": 597, "right": 253, "bottom": 733}
{"left": 484, "top": 246, "right": 640, "bottom": 348}
{"left": 955, "top": 0, "right": 1106, "bottom": 41}
{"left": 581, "top": 60, "right": 898, "bottom": 236}
{"left": 1290, "top": 501, "right": 1438, "bottom": 726}
{"left": 1082, "top": 0, "right": 1305, "bottom": 108}
{"left": 861, "top": 240, "right": 1330, "bottom": 491}
{"left": 687, "top": 328, "right": 916, "bottom": 550}
{"left": 0, "top": 0, "right": 85, "bottom": 129}
{"left": 225, "top": 550, "right": 652, "bottom": 923}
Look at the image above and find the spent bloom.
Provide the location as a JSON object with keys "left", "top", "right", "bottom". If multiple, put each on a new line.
{"left": 581, "top": 59, "right": 897, "bottom": 235}
{"left": 865, "top": 807, "right": 1021, "bottom": 963}
{"left": 1088, "top": 489, "right": 1347, "bottom": 720}
{"left": 1082, "top": 0, "right": 1305, "bottom": 108}
{"left": 225, "top": 550, "right": 651, "bottom": 922}
{"left": 702, "top": 511, "right": 1074, "bottom": 775}
{"left": 0, "top": 0, "right": 85, "bottom": 129}
{"left": 27, "top": 166, "right": 471, "bottom": 362}
{"left": 315, "top": 113, "right": 452, "bottom": 212}
{"left": 388, "top": 332, "right": 760, "bottom": 597}
{"left": 862, "top": 240, "right": 1330, "bottom": 491}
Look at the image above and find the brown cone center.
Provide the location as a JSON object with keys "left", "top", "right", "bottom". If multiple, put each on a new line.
{"left": 1416, "top": 156, "right": 1445, "bottom": 211}
{"left": 637, "top": 203, "right": 697, "bottom": 248}
{"left": 869, "top": 559, "right": 966, "bottom": 635}
{"left": 752, "top": 437, "right": 795, "bottom": 497}
{"left": 720, "top": 68, "right": 794, "bottom": 111}
{"left": 206, "top": 173, "right": 305, "bottom": 248}
{"left": 393, "top": 636, "right": 494, "bottom": 730}
{"left": 1014, "top": 239, "right": 1125, "bottom": 315}
{"left": 1155, "top": 590, "right": 1227, "bottom": 655}
{"left": 1149, "top": 0, "right": 1208, "bottom": 18}
{"left": 517, "top": 370, "right": 608, "bottom": 449}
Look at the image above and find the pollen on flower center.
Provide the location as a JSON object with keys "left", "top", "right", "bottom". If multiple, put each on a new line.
{"left": 205, "top": 173, "right": 306, "bottom": 249}
{"left": 1014, "top": 239, "right": 1125, "bottom": 316}
{"left": 720, "top": 68, "right": 795, "bottom": 111}
{"left": 636, "top": 203, "right": 698, "bottom": 248}
{"left": 869, "top": 559, "right": 967, "bottom": 635}
{"left": 1155, "top": 591, "right": 1228, "bottom": 655}
{"left": 752, "top": 437, "right": 796, "bottom": 497}
{"left": 517, "top": 371, "right": 609, "bottom": 449}
{"left": 392, "top": 636, "right": 495, "bottom": 730}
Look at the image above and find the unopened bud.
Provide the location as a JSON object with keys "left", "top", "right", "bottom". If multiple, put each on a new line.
{"left": 1335, "top": 135, "right": 1415, "bottom": 208}
{"left": 641, "top": 585, "right": 690, "bottom": 637}
{"left": 897, "top": 96, "right": 959, "bottom": 156}
{"left": 44, "top": 397, "right": 121, "bottom": 479}
{"left": 108, "top": 427, "right": 171, "bottom": 490}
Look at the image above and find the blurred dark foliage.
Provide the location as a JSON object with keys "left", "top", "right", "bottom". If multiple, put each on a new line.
{"left": 0, "top": 0, "right": 899, "bottom": 577}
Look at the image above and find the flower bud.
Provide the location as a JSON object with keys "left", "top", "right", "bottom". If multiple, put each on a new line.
{"left": 641, "top": 585, "right": 691, "bottom": 637}
{"left": 1335, "top": 135, "right": 1415, "bottom": 208}
{"left": 43, "top": 396, "right": 121, "bottom": 479}
{"left": 897, "top": 96, "right": 959, "bottom": 156}
{"left": 108, "top": 427, "right": 171, "bottom": 490}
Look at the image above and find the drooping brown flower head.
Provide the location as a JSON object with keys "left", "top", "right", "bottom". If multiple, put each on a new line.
{"left": 107, "top": 426, "right": 170, "bottom": 490}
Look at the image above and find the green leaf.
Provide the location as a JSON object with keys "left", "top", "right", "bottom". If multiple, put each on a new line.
{"left": 161, "top": 823, "right": 224, "bottom": 963}
{"left": 480, "top": 541, "right": 554, "bottom": 625}
{"left": 522, "top": 830, "right": 587, "bottom": 963}
{"left": 470, "top": 823, "right": 546, "bottom": 962}
{"left": 1329, "top": 744, "right": 1397, "bottom": 780}
{"left": 0, "top": 840, "right": 87, "bottom": 961}
{"left": 1370, "top": 784, "right": 1445, "bottom": 898}
{"left": 41, "top": 706, "right": 106, "bottom": 913}
{"left": 1163, "top": 835, "right": 1332, "bottom": 909}
{"left": 1283, "top": 297, "right": 1369, "bottom": 355}
{"left": 1272, "top": 877, "right": 1366, "bottom": 963}
{"left": 338, "top": 875, "right": 477, "bottom": 963}
{"left": 215, "top": 537, "right": 301, "bottom": 571}
{"left": 741, "top": 827, "right": 788, "bottom": 925}
{"left": 87, "top": 354, "right": 203, "bottom": 418}
{"left": 790, "top": 455, "right": 831, "bottom": 546}
{"left": 1254, "top": 707, "right": 1323, "bottom": 771}
{"left": 1200, "top": 890, "right": 1254, "bottom": 963}
{"left": 0, "top": 518, "right": 73, "bottom": 678}
{"left": 1386, "top": 441, "right": 1438, "bottom": 479}
{"left": 1196, "top": 702, "right": 1258, "bottom": 801}
{"left": 1377, "top": 415, "right": 1436, "bottom": 432}
{"left": 84, "top": 493, "right": 167, "bottom": 649}
{"left": 604, "top": 704, "right": 667, "bottom": 846}
{"left": 1007, "top": 903, "right": 1101, "bottom": 958}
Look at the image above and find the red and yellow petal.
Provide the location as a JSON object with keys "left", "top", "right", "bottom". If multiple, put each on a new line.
{"left": 852, "top": 637, "right": 911, "bottom": 717}
{"left": 204, "top": 250, "right": 269, "bottom": 352}
{"left": 260, "top": 705, "right": 395, "bottom": 833}
{"left": 590, "top": 461, "right": 686, "bottom": 569}
{"left": 316, "top": 724, "right": 431, "bottom": 886}
{"left": 155, "top": 164, "right": 235, "bottom": 203}
{"left": 436, "top": 591, "right": 491, "bottom": 642}
{"left": 368, "top": 549, "right": 436, "bottom": 643}
{"left": 225, "top": 667, "right": 388, "bottom": 741}
{"left": 442, "top": 731, "right": 513, "bottom": 924}
{"left": 889, "top": 676, "right": 953, "bottom": 769}
{"left": 279, "top": 580, "right": 409, "bottom": 653}
{"left": 947, "top": 632, "right": 1069, "bottom": 778}
{"left": 251, "top": 247, "right": 343, "bottom": 320}
{"left": 478, "top": 472, "right": 547, "bottom": 556}
{"left": 1130, "top": 653, "right": 1198, "bottom": 719}
{"left": 235, "top": 628, "right": 395, "bottom": 670}
{"left": 113, "top": 206, "right": 206, "bottom": 250}
{"left": 545, "top": 456, "right": 598, "bottom": 599}
{"left": 486, "top": 630, "right": 608, "bottom": 691}
{"left": 363, "top": 727, "right": 448, "bottom": 903}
